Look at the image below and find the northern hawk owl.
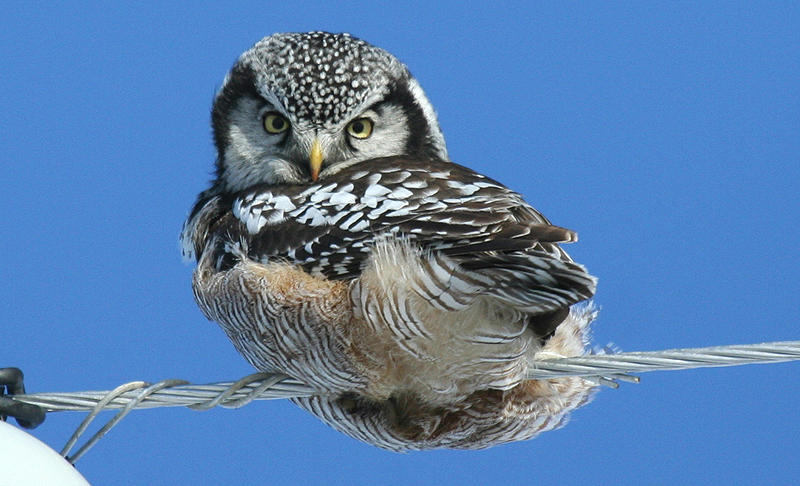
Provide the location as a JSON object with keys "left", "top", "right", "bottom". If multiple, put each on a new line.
{"left": 182, "top": 32, "right": 598, "bottom": 450}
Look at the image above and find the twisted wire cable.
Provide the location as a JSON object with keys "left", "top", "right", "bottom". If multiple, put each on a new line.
{"left": 15, "top": 341, "right": 800, "bottom": 413}
{"left": 8, "top": 340, "right": 799, "bottom": 463}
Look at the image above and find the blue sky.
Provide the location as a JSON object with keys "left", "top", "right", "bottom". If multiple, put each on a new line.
{"left": 2, "top": 2, "right": 798, "bottom": 485}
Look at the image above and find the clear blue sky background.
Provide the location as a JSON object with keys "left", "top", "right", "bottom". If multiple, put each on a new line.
{"left": 2, "top": 3, "right": 798, "bottom": 485}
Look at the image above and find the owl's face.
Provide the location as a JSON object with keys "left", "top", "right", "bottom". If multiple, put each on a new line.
{"left": 210, "top": 32, "right": 448, "bottom": 192}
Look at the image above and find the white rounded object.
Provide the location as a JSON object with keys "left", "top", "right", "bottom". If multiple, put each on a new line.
{"left": 0, "top": 420, "right": 91, "bottom": 485}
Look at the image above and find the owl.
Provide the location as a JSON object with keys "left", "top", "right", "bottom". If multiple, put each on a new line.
{"left": 181, "top": 32, "right": 598, "bottom": 450}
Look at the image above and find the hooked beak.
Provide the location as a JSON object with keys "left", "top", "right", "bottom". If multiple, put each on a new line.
{"left": 309, "top": 138, "right": 324, "bottom": 181}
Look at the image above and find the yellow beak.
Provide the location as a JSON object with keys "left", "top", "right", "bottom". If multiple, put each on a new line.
{"left": 309, "top": 138, "right": 323, "bottom": 181}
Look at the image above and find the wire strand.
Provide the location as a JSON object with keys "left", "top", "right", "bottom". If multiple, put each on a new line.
{"left": 9, "top": 340, "right": 799, "bottom": 463}
{"left": 16, "top": 340, "right": 800, "bottom": 413}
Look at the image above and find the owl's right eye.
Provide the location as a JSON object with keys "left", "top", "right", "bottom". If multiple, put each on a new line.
{"left": 263, "top": 113, "right": 290, "bottom": 134}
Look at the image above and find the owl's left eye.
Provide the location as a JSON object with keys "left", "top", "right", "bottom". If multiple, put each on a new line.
{"left": 346, "top": 118, "right": 374, "bottom": 139}
{"left": 263, "top": 112, "right": 290, "bottom": 134}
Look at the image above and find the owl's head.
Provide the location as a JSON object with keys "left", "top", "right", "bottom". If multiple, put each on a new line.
{"left": 211, "top": 32, "right": 448, "bottom": 191}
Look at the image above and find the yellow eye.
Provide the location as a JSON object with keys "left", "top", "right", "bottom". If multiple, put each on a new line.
{"left": 346, "top": 118, "right": 374, "bottom": 139}
{"left": 263, "top": 113, "right": 289, "bottom": 134}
